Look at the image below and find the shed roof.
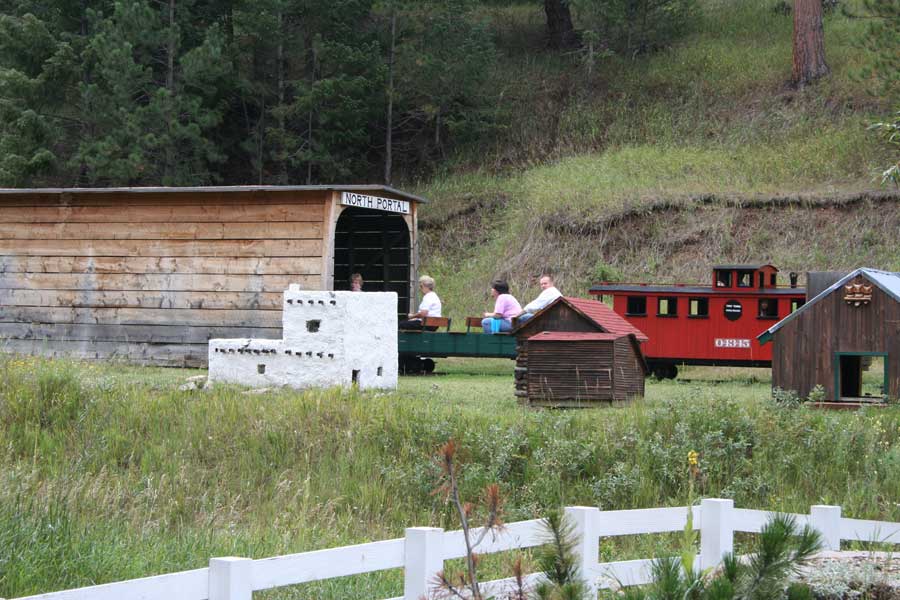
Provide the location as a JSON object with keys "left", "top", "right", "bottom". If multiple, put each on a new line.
{"left": 0, "top": 184, "right": 428, "bottom": 204}
{"left": 528, "top": 332, "right": 626, "bottom": 342}
{"left": 758, "top": 268, "right": 900, "bottom": 344}
{"left": 562, "top": 297, "right": 649, "bottom": 342}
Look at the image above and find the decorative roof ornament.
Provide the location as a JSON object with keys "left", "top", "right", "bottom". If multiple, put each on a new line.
{"left": 844, "top": 282, "right": 873, "bottom": 306}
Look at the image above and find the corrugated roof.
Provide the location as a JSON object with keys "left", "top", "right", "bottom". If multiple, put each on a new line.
{"left": 712, "top": 264, "right": 776, "bottom": 271}
{"left": 758, "top": 268, "right": 900, "bottom": 344}
{"left": 528, "top": 332, "right": 624, "bottom": 342}
{"left": 589, "top": 284, "right": 802, "bottom": 296}
{"left": 563, "top": 297, "right": 649, "bottom": 342}
{"left": 0, "top": 184, "right": 428, "bottom": 204}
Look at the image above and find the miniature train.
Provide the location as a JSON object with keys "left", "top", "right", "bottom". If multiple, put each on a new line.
{"left": 590, "top": 264, "right": 806, "bottom": 378}
{"left": 399, "top": 264, "right": 806, "bottom": 378}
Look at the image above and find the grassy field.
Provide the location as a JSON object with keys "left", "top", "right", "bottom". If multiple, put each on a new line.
{"left": 2, "top": 354, "right": 900, "bottom": 599}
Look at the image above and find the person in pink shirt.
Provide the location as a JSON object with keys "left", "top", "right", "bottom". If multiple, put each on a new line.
{"left": 481, "top": 279, "right": 522, "bottom": 333}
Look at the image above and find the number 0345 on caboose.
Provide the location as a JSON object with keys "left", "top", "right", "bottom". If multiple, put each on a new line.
{"left": 590, "top": 264, "right": 806, "bottom": 378}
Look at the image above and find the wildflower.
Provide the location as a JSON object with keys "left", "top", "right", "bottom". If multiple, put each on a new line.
{"left": 687, "top": 450, "right": 699, "bottom": 466}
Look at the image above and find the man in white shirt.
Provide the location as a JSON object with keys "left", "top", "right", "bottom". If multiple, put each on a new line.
{"left": 516, "top": 274, "right": 561, "bottom": 325}
{"left": 399, "top": 275, "right": 442, "bottom": 330}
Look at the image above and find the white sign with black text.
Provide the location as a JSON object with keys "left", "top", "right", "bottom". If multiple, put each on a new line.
{"left": 340, "top": 192, "right": 411, "bottom": 215}
{"left": 714, "top": 338, "right": 751, "bottom": 349}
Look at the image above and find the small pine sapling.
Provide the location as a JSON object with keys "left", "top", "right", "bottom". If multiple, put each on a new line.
{"left": 432, "top": 439, "right": 506, "bottom": 600}
{"left": 532, "top": 510, "right": 589, "bottom": 600}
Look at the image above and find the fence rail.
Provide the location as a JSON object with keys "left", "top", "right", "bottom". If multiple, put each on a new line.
{"left": 15, "top": 499, "right": 900, "bottom": 600}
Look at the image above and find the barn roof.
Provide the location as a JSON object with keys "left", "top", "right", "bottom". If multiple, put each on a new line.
{"left": 562, "top": 297, "right": 649, "bottom": 342}
{"left": 528, "top": 331, "right": 626, "bottom": 342}
{"left": 0, "top": 184, "right": 429, "bottom": 204}
{"left": 758, "top": 268, "right": 900, "bottom": 344}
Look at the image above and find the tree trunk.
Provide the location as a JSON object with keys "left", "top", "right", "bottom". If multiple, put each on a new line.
{"left": 277, "top": 9, "right": 286, "bottom": 183}
{"left": 165, "top": 0, "right": 176, "bottom": 182}
{"left": 791, "top": 0, "right": 829, "bottom": 87}
{"left": 384, "top": 10, "right": 396, "bottom": 185}
{"left": 544, "top": 0, "right": 578, "bottom": 51}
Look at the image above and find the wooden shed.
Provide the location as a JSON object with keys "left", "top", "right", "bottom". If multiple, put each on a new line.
{"left": 514, "top": 296, "right": 649, "bottom": 407}
{"left": 758, "top": 268, "right": 900, "bottom": 403}
{"left": 0, "top": 185, "right": 426, "bottom": 366}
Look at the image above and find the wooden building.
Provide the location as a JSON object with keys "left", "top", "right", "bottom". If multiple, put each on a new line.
{"left": 514, "top": 296, "right": 649, "bottom": 407}
{"left": 0, "top": 185, "right": 426, "bottom": 366}
{"left": 758, "top": 268, "right": 900, "bottom": 402}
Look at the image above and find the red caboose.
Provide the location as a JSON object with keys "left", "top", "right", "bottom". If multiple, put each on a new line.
{"left": 590, "top": 264, "right": 806, "bottom": 378}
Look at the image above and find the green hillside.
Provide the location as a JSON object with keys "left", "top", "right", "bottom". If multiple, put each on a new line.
{"left": 412, "top": 0, "right": 898, "bottom": 318}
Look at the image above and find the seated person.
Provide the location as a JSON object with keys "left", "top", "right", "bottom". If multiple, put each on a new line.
{"left": 400, "top": 275, "right": 442, "bottom": 330}
{"left": 350, "top": 273, "right": 364, "bottom": 292}
{"left": 515, "top": 273, "right": 561, "bottom": 324}
{"left": 481, "top": 279, "right": 522, "bottom": 334}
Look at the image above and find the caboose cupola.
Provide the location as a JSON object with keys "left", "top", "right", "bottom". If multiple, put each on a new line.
{"left": 713, "top": 264, "right": 779, "bottom": 290}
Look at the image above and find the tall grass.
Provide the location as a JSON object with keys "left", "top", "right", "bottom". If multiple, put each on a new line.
{"left": 2, "top": 356, "right": 899, "bottom": 598}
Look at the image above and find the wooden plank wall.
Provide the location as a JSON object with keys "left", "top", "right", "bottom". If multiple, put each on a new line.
{"left": 0, "top": 190, "right": 327, "bottom": 366}
{"left": 526, "top": 340, "right": 615, "bottom": 406}
{"left": 613, "top": 337, "right": 646, "bottom": 400}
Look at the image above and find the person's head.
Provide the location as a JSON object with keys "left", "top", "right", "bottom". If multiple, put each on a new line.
{"left": 419, "top": 275, "right": 435, "bottom": 293}
{"left": 491, "top": 279, "right": 509, "bottom": 297}
{"left": 350, "top": 273, "right": 363, "bottom": 292}
{"left": 539, "top": 274, "right": 554, "bottom": 291}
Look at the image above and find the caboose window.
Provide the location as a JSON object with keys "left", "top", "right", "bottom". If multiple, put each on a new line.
{"left": 657, "top": 297, "right": 678, "bottom": 317}
{"left": 737, "top": 270, "right": 754, "bottom": 287}
{"left": 770, "top": 273, "right": 777, "bottom": 286}
{"left": 758, "top": 298, "right": 779, "bottom": 319}
{"left": 790, "top": 298, "right": 805, "bottom": 313}
{"left": 626, "top": 297, "right": 647, "bottom": 316}
{"left": 715, "top": 271, "right": 731, "bottom": 287}
{"left": 689, "top": 298, "right": 708, "bottom": 318}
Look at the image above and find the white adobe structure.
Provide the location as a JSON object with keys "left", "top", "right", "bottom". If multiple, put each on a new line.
{"left": 208, "top": 286, "right": 398, "bottom": 390}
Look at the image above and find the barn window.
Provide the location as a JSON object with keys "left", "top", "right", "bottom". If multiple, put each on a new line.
{"left": 657, "top": 297, "right": 678, "bottom": 317}
{"left": 758, "top": 298, "right": 779, "bottom": 319}
{"left": 626, "top": 297, "right": 647, "bottom": 316}
{"left": 689, "top": 297, "right": 709, "bottom": 318}
{"left": 737, "top": 270, "right": 754, "bottom": 287}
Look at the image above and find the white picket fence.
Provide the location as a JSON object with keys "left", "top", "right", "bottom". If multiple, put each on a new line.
{"left": 15, "top": 499, "right": 900, "bottom": 600}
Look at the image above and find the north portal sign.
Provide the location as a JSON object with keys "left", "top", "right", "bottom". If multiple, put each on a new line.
{"left": 340, "top": 192, "right": 410, "bottom": 215}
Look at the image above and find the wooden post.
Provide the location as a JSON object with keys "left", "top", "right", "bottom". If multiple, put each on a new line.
{"left": 810, "top": 505, "right": 842, "bottom": 551}
{"left": 700, "top": 498, "right": 734, "bottom": 570}
{"left": 564, "top": 506, "right": 600, "bottom": 595}
{"left": 404, "top": 526, "right": 444, "bottom": 600}
{"left": 209, "top": 557, "right": 253, "bottom": 600}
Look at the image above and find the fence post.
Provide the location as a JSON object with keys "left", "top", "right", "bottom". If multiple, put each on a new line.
{"left": 209, "top": 557, "right": 253, "bottom": 600}
{"left": 404, "top": 526, "right": 444, "bottom": 600}
{"left": 564, "top": 506, "right": 601, "bottom": 595}
{"left": 810, "top": 505, "right": 842, "bottom": 551}
{"left": 700, "top": 498, "right": 734, "bottom": 570}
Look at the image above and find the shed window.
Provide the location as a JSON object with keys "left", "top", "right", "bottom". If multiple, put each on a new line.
{"left": 657, "top": 297, "right": 678, "bottom": 317}
{"left": 689, "top": 297, "right": 709, "bottom": 317}
{"left": 737, "top": 270, "right": 754, "bottom": 287}
{"left": 626, "top": 296, "right": 647, "bottom": 316}
{"left": 758, "top": 298, "right": 779, "bottom": 319}
{"left": 715, "top": 270, "right": 731, "bottom": 287}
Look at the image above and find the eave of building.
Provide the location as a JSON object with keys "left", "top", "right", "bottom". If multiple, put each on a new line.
{"left": 0, "top": 184, "right": 429, "bottom": 204}
{"left": 757, "top": 268, "right": 900, "bottom": 345}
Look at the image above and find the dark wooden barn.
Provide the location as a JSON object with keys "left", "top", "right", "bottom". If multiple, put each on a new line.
{"left": 758, "top": 268, "right": 900, "bottom": 403}
{"left": 0, "top": 185, "right": 425, "bottom": 366}
{"left": 514, "top": 296, "right": 649, "bottom": 407}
